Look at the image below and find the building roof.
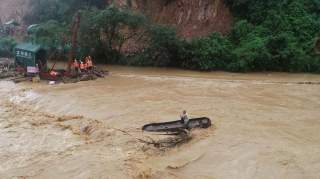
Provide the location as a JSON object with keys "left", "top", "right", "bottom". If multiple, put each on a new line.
{"left": 4, "top": 19, "right": 19, "bottom": 26}
{"left": 15, "top": 43, "right": 42, "bottom": 53}
{"left": 27, "top": 24, "right": 39, "bottom": 33}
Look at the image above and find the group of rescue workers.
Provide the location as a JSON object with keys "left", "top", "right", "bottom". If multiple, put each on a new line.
{"left": 72, "top": 56, "right": 94, "bottom": 73}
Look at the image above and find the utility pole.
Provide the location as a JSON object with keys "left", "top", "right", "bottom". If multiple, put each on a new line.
{"left": 68, "top": 11, "right": 81, "bottom": 72}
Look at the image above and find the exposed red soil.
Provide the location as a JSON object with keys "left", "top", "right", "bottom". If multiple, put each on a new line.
{"left": 1, "top": 0, "right": 233, "bottom": 39}
{"left": 110, "top": 0, "right": 234, "bottom": 38}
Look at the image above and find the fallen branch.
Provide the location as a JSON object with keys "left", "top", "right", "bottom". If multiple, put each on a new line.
{"left": 113, "top": 127, "right": 192, "bottom": 149}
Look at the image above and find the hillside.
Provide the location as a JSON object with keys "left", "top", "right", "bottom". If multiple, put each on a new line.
{"left": 0, "top": 0, "right": 233, "bottom": 38}
{"left": 114, "top": 0, "right": 233, "bottom": 38}
{"left": 1, "top": 0, "right": 319, "bottom": 73}
{"left": 0, "top": 0, "right": 29, "bottom": 24}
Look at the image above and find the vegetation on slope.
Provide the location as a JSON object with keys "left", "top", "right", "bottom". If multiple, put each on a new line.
{"left": 223, "top": 0, "right": 320, "bottom": 72}
{"left": 0, "top": 37, "right": 16, "bottom": 57}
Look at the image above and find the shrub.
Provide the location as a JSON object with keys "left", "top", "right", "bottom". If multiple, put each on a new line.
{"left": 184, "top": 33, "right": 232, "bottom": 71}
{"left": 24, "top": 0, "right": 106, "bottom": 24}
{"left": 79, "top": 6, "right": 148, "bottom": 63}
{"left": 144, "top": 25, "right": 182, "bottom": 67}
{"left": 26, "top": 20, "right": 69, "bottom": 60}
{"left": 0, "top": 37, "right": 17, "bottom": 57}
{"left": 228, "top": 36, "right": 271, "bottom": 72}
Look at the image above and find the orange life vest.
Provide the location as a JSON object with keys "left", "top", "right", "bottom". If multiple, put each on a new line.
{"left": 50, "top": 71, "right": 58, "bottom": 76}
{"left": 88, "top": 59, "right": 93, "bottom": 67}
{"left": 80, "top": 63, "right": 85, "bottom": 69}
{"left": 73, "top": 61, "right": 79, "bottom": 68}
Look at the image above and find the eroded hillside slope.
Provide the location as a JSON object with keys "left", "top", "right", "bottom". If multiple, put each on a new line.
{"left": 0, "top": 0, "right": 29, "bottom": 23}
{"left": 111, "top": 0, "right": 233, "bottom": 37}
{"left": 0, "top": 0, "right": 232, "bottom": 38}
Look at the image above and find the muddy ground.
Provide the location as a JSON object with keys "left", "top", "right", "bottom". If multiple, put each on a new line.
{"left": 0, "top": 66, "right": 320, "bottom": 179}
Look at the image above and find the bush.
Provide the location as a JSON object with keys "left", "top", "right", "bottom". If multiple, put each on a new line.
{"left": 24, "top": 0, "right": 106, "bottom": 24}
{"left": 228, "top": 36, "right": 271, "bottom": 72}
{"left": 0, "top": 37, "right": 17, "bottom": 57}
{"left": 308, "top": 57, "right": 320, "bottom": 73}
{"left": 29, "top": 20, "right": 68, "bottom": 48}
{"left": 79, "top": 6, "right": 148, "bottom": 63}
{"left": 143, "top": 25, "right": 183, "bottom": 67}
{"left": 26, "top": 20, "right": 69, "bottom": 61}
{"left": 183, "top": 33, "right": 232, "bottom": 71}
{"left": 223, "top": 0, "right": 320, "bottom": 72}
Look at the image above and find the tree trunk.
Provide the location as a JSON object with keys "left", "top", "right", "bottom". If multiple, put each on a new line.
{"left": 68, "top": 11, "right": 81, "bottom": 71}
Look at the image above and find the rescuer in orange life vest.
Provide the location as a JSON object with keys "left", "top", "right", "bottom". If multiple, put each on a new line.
{"left": 84, "top": 58, "right": 88, "bottom": 70}
{"left": 84, "top": 57, "right": 89, "bottom": 71}
{"left": 87, "top": 56, "right": 93, "bottom": 70}
{"left": 49, "top": 70, "right": 58, "bottom": 76}
{"left": 79, "top": 60, "right": 85, "bottom": 72}
{"left": 73, "top": 59, "right": 79, "bottom": 73}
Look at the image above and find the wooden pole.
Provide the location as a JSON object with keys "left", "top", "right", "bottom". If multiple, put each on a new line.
{"left": 67, "top": 11, "right": 81, "bottom": 72}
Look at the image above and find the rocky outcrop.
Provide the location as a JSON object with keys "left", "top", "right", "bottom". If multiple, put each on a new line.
{"left": 110, "top": 0, "right": 233, "bottom": 38}
{"left": 0, "top": 0, "right": 29, "bottom": 24}
{"left": 1, "top": 0, "right": 233, "bottom": 38}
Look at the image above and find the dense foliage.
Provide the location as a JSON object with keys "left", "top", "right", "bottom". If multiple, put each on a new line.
{"left": 25, "top": 20, "right": 69, "bottom": 60}
{"left": 0, "top": 37, "right": 16, "bottom": 57}
{"left": 17, "top": 0, "right": 320, "bottom": 72}
{"left": 24, "top": 0, "right": 106, "bottom": 24}
{"left": 223, "top": 0, "right": 320, "bottom": 72}
{"left": 79, "top": 6, "right": 148, "bottom": 63}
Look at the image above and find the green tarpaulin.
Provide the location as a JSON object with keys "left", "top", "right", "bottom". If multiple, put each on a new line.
{"left": 15, "top": 43, "right": 44, "bottom": 67}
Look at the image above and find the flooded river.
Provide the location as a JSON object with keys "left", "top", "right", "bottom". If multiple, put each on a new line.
{"left": 1, "top": 66, "right": 320, "bottom": 178}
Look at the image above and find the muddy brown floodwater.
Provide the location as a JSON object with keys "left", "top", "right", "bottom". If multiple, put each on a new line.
{"left": 1, "top": 65, "right": 320, "bottom": 179}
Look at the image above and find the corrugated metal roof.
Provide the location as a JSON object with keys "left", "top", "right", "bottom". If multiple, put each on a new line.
{"left": 27, "top": 24, "right": 39, "bottom": 33}
{"left": 4, "top": 19, "right": 19, "bottom": 26}
{"left": 15, "top": 43, "right": 42, "bottom": 53}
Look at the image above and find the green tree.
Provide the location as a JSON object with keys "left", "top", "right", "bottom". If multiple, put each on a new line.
{"left": 224, "top": 0, "right": 320, "bottom": 72}
{"left": 144, "top": 25, "right": 182, "bottom": 66}
{"left": 27, "top": 20, "right": 69, "bottom": 60}
{"left": 79, "top": 6, "right": 148, "bottom": 63}
{"left": 0, "top": 37, "right": 17, "bottom": 57}
{"left": 183, "top": 33, "right": 232, "bottom": 70}
{"left": 24, "top": 0, "right": 106, "bottom": 24}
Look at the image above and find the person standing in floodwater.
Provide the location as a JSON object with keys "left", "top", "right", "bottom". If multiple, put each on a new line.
{"left": 180, "top": 110, "right": 189, "bottom": 126}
